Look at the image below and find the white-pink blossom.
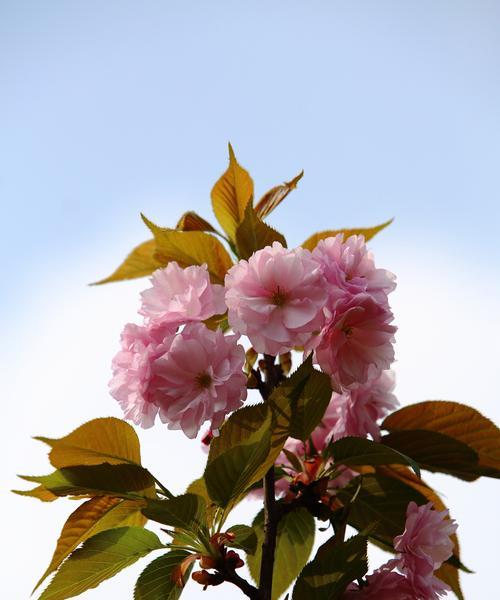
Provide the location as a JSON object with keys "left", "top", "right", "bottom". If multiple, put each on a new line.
{"left": 328, "top": 370, "right": 398, "bottom": 441}
{"left": 313, "top": 234, "right": 396, "bottom": 307}
{"left": 152, "top": 323, "right": 247, "bottom": 438}
{"left": 225, "top": 242, "right": 328, "bottom": 355}
{"left": 109, "top": 322, "right": 175, "bottom": 428}
{"left": 313, "top": 293, "right": 396, "bottom": 390}
{"left": 140, "top": 262, "right": 226, "bottom": 327}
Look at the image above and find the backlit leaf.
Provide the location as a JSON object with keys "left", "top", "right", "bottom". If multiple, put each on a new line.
{"left": 142, "top": 215, "right": 233, "bottom": 284}
{"left": 93, "top": 240, "right": 162, "bottom": 285}
{"left": 142, "top": 494, "right": 207, "bottom": 532}
{"left": 248, "top": 508, "right": 315, "bottom": 600}
{"left": 39, "top": 527, "right": 164, "bottom": 600}
{"left": 35, "top": 496, "right": 146, "bottom": 591}
{"left": 176, "top": 211, "right": 218, "bottom": 233}
{"left": 301, "top": 218, "right": 393, "bottom": 251}
{"left": 134, "top": 551, "right": 189, "bottom": 600}
{"left": 12, "top": 484, "right": 58, "bottom": 502}
{"left": 383, "top": 401, "right": 500, "bottom": 477}
{"left": 326, "top": 437, "right": 420, "bottom": 477}
{"left": 382, "top": 429, "right": 481, "bottom": 480}
{"left": 235, "top": 202, "right": 287, "bottom": 259}
{"left": 211, "top": 143, "right": 254, "bottom": 240}
{"left": 35, "top": 417, "right": 142, "bottom": 468}
{"left": 292, "top": 534, "right": 368, "bottom": 600}
{"left": 22, "top": 464, "right": 155, "bottom": 498}
{"left": 226, "top": 524, "right": 258, "bottom": 555}
{"left": 255, "top": 171, "right": 304, "bottom": 219}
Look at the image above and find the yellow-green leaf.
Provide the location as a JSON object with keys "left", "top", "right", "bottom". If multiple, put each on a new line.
{"left": 12, "top": 484, "right": 58, "bottom": 502}
{"left": 142, "top": 215, "right": 233, "bottom": 284}
{"left": 255, "top": 170, "right": 304, "bottom": 219}
{"left": 176, "top": 211, "right": 218, "bottom": 234}
{"left": 235, "top": 203, "right": 287, "bottom": 260}
{"left": 210, "top": 143, "right": 254, "bottom": 240}
{"left": 93, "top": 240, "right": 162, "bottom": 285}
{"left": 35, "top": 417, "right": 142, "bottom": 468}
{"left": 301, "top": 218, "right": 393, "bottom": 251}
{"left": 39, "top": 527, "right": 164, "bottom": 600}
{"left": 34, "top": 496, "right": 146, "bottom": 592}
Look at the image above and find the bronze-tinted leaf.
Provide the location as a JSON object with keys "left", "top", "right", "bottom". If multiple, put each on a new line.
{"left": 255, "top": 170, "right": 304, "bottom": 219}
{"left": 235, "top": 203, "right": 287, "bottom": 260}
{"left": 93, "top": 240, "right": 162, "bottom": 285}
{"left": 142, "top": 215, "right": 233, "bottom": 284}
{"left": 176, "top": 211, "right": 218, "bottom": 234}
{"left": 210, "top": 143, "right": 254, "bottom": 240}
{"left": 301, "top": 218, "right": 393, "bottom": 251}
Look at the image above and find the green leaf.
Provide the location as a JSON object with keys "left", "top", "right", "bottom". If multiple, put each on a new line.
{"left": 142, "top": 494, "right": 206, "bottom": 532}
{"left": 292, "top": 534, "right": 368, "bottom": 600}
{"left": 134, "top": 551, "right": 190, "bottom": 600}
{"left": 35, "top": 417, "right": 143, "bottom": 468}
{"left": 269, "top": 356, "right": 332, "bottom": 442}
{"left": 211, "top": 143, "right": 254, "bottom": 241}
{"left": 142, "top": 214, "right": 233, "bottom": 284}
{"left": 39, "top": 527, "right": 164, "bottom": 600}
{"left": 22, "top": 464, "right": 155, "bottom": 498}
{"left": 255, "top": 170, "right": 304, "bottom": 219}
{"left": 235, "top": 202, "right": 287, "bottom": 260}
{"left": 336, "top": 474, "right": 428, "bottom": 548}
{"left": 12, "top": 484, "right": 58, "bottom": 502}
{"left": 301, "top": 218, "right": 393, "bottom": 251}
{"left": 326, "top": 437, "right": 420, "bottom": 478}
{"left": 382, "top": 400, "right": 500, "bottom": 479}
{"left": 381, "top": 430, "right": 481, "bottom": 480}
{"left": 34, "top": 496, "right": 147, "bottom": 592}
{"left": 226, "top": 524, "right": 258, "bottom": 555}
{"left": 93, "top": 240, "right": 162, "bottom": 285}
{"left": 248, "top": 508, "right": 315, "bottom": 600}
{"left": 204, "top": 405, "right": 273, "bottom": 506}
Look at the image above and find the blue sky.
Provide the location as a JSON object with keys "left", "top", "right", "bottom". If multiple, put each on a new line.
{"left": 2, "top": 2, "right": 499, "bottom": 599}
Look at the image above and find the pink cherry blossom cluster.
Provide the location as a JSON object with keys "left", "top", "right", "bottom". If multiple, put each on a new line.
{"left": 343, "top": 501, "right": 458, "bottom": 600}
{"left": 225, "top": 236, "right": 396, "bottom": 391}
{"left": 111, "top": 234, "right": 397, "bottom": 440}
{"left": 109, "top": 262, "right": 247, "bottom": 438}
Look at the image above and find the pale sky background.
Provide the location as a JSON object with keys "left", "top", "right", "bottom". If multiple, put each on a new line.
{"left": 1, "top": 1, "right": 500, "bottom": 599}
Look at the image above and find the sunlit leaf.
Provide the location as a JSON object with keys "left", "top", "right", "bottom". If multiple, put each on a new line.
{"left": 301, "top": 218, "right": 393, "bottom": 251}
{"left": 35, "top": 417, "right": 142, "bottom": 468}
{"left": 383, "top": 401, "right": 500, "bottom": 478}
{"left": 235, "top": 203, "right": 287, "bottom": 259}
{"left": 326, "top": 437, "right": 420, "bottom": 477}
{"left": 248, "top": 508, "right": 315, "bottom": 600}
{"left": 211, "top": 143, "right": 254, "bottom": 240}
{"left": 34, "top": 496, "right": 146, "bottom": 592}
{"left": 204, "top": 405, "right": 272, "bottom": 506}
{"left": 255, "top": 170, "right": 304, "bottom": 219}
{"left": 39, "top": 527, "right": 164, "bottom": 600}
{"left": 92, "top": 240, "right": 162, "bottom": 285}
{"left": 134, "top": 551, "right": 189, "bottom": 600}
{"left": 142, "top": 214, "right": 233, "bottom": 284}
{"left": 292, "top": 534, "right": 368, "bottom": 600}
{"left": 12, "top": 484, "right": 58, "bottom": 502}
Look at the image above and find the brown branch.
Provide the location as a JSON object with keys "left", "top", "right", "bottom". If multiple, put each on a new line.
{"left": 259, "top": 466, "right": 278, "bottom": 599}
{"left": 220, "top": 566, "right": 260, "bottom": 599}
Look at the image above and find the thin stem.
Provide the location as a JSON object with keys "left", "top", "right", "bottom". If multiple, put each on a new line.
{"left": 221, "top": 566, "right": 260, "bottom": 600}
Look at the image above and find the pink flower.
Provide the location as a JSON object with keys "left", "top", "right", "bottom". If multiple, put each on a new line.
{"left": 313, "top": 234, "right": 396, "bottom": 308}
{"left": 109, "top": 322, "right": 175, "bottom": 428}
{"left": 313, "top": 293, "right": 396, "bottom": 390}
{"left": 225, "top": 242, "right": 328, "bottom": 355}
{"left": 152, "top": 323, "right": 247, "bottom": 438}
{"left": 140, "top": 262, "right": 226, "bottom": 327}
{"left": 328, "top": 370, "right": 398, "bottom": 441}
{"left": 394, "top": 502, "right": 457, "bottom": 594}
